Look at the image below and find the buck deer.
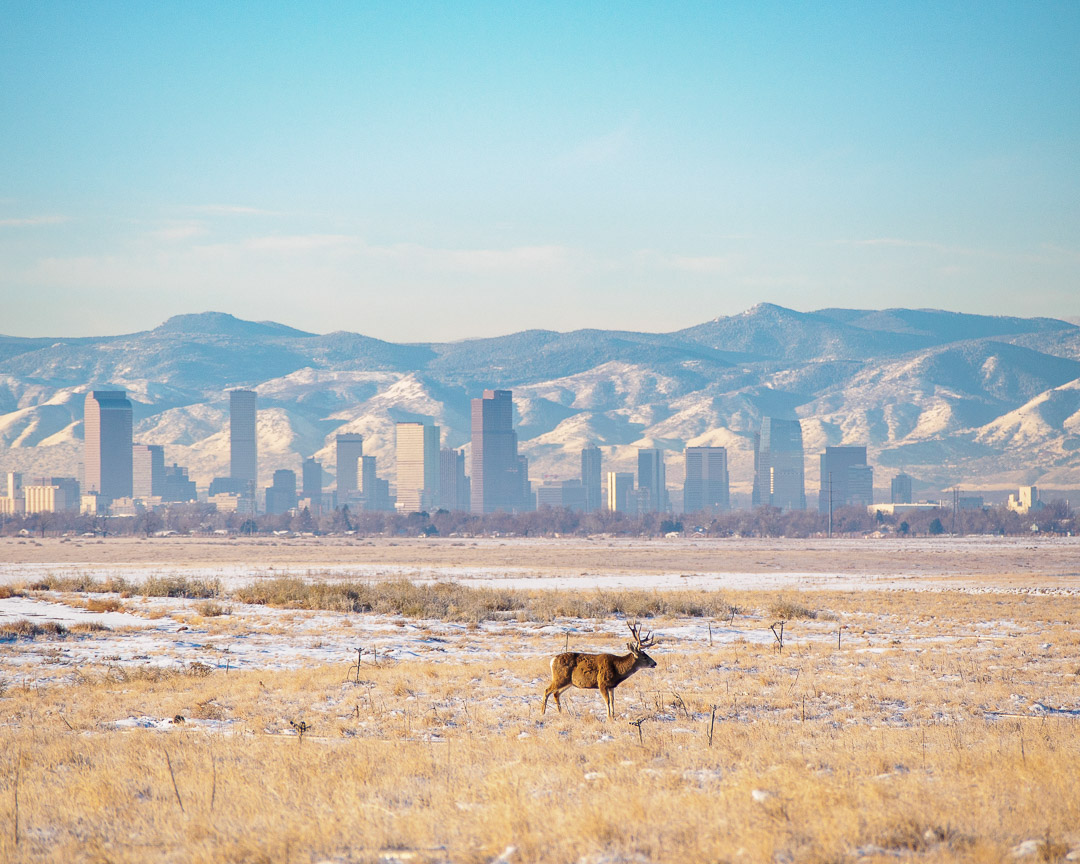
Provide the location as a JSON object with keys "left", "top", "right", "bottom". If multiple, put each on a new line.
{"left": 542, "top": 621, "right": 658, "bottom": 720}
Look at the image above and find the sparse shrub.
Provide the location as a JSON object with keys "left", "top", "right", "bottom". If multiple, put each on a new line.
{"left": 768, "top": 595, "right": 818, "bottom": 620}
{"left": 26, "top": 574, "right": 133, "bottom": 594}
{"left": 86, "top": 597, "right": 122, "bottom": 613}
{"left": 196, "top": 600, "right": 230, "bottom": 617}
{"left": 231, "top": 578, "right": 735, "bottom": 623}
{"left": 0, "top": 619, "right": 69, "bottom": 640}
{"left": 70, "top": 621, "right": 109, "bottom": 634}
{"left": 141, "top": 576, "right": 222, "bottom": 599}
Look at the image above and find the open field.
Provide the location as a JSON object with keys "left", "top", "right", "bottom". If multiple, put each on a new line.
{"left": 3, "top": 535, "right": 1080, "bottom": 589}
{"left": 1, "top": 538, "right": 1079, "bottom": 863}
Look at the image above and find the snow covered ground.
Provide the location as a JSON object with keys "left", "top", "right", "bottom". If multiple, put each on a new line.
{"left": 2, "top": 538, "right": 1077, "bottom": 678}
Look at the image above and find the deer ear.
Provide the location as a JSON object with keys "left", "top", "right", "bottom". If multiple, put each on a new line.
{"left": 627, "top": 642, "right": 636, "bottom": 652}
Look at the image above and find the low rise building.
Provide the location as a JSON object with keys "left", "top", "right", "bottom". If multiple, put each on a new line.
{"left": 25, "top": 482, "right": 79, "bottom": 514}
{"left": 210, "top": 492, "right": 254, "bottom": 514}
{"left": 536, "top": 479, "right": 586, "bottom": 511}
{"left": 1007, "top": 486, "right": 1043, "bottom": 514}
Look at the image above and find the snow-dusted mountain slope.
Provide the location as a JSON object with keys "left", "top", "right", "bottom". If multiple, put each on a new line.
{"left": 1, "top": 305, "right": 1078, "bottom": 497}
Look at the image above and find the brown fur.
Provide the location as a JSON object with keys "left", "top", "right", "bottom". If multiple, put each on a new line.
{"left": 541, "top": 623, "right": 657, "bottom": 719}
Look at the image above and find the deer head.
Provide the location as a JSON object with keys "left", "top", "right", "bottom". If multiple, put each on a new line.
{"left": 626, "top": 621, "right": 658, "bottom": 668}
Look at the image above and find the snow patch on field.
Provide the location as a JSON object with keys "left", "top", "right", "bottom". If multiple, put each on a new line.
{"left": 0, "top": 596, "right": 155, "bottom": 629}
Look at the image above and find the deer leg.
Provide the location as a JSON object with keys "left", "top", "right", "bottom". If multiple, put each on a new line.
{"left": 599, "top": 685, "right": 612, "bottom": 720}
{"left": 546, "top": 683, "right": 569, "bottom": 714}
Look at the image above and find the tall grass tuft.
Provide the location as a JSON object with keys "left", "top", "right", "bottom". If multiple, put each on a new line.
{"left": 0, "top": 619, "right": 69, "bottom": 640}
{"left": 231, "top": 577, "right": 736, "bottom": 622}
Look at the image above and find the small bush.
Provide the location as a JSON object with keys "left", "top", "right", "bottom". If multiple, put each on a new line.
{"left": 70, "top": 621, "right": 109, "bottom": 634}
{"left": 196, "top": 600, "right": 230, "bottom": 617}
{"left": 27, "top": 574, "right": 133, "bottom": 594}
{"left": 140, "top": 576, "right": 222, "bottom": 599}
{"left": 0, "top": 619, "right": 69, "bottom": 640}
{"left": 86, "top": 597, "right": 122, "bottom": 613}
{"left": 768, "top": 596, "right": 818, "bottom": 620}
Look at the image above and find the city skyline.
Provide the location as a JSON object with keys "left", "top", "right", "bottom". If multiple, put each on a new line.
{"left": 2, "top": 381, "right": 1068, "bottom": 510}
{"left": 2, "top": 4, "right": 1078, "bottom": 340}
{"left": 2, "top": 302, "right": 1078, "bottom": 503}
{"left": 0, "top": 377, "right": 1048, "bottom": 519}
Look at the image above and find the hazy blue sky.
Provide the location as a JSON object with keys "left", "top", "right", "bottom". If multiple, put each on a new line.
{"left": 2, "top": 2, "right": 1078, "bottom": 340}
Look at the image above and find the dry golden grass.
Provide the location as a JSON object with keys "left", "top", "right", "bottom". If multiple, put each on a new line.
{"left": 84, "top": 596, "right": 123, "bottom": 613}
{"left": 1, "top": 585, "right": 1079, "bottom": 863}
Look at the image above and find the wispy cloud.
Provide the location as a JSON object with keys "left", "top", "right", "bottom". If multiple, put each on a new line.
{"left": 375, "top": 242, "right": 571, "bottom": 272}
{"left": 189, "top": 204, "right": 284, "bottom": 217}
{"left": 853, "top": 237, "right": 958, "bottom": 252}
{"left": 846, "top": 236, "right": 989, "bottom": 257}
{"left": 147, "top": 221, "right": 208, "bottom": 241}
{"left": 633, "top": 249, "right": 736, "bottom": 274}
{"left": 0, "top": 215, "right": 68, "bottom": 227}
{"left": 668, "top": 254, "right": 735, "bottom": 274}
{"left": 1039, "top": 243, "right": 1080, "bottom": 262}
{"left": 241, "top": 233, "right": 355, "bottom": 252}
{"left": 561, "top": 117, "right": 638, "bottom": 167}
{"left": 192, "top": 233, "right": 573, "bottom": 272}
{"left": 848, "top": 236, "right": 1034, "bottom": 262}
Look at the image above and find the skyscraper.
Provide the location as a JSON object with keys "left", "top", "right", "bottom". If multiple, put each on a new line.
{"left": 438, "top": 447, "right": 470, "bottom": 511}
{"left": 358, "top": 455, "right": 391, "bottom": 511}
{"left": 265, "top": 469, "right": 297, "bottom": 515}
{"left": 396, "top": 422, "right": 440, "bottom": 512}
{"left": 581, "top": 445, "right": 602, "bottom": 513}
{"left": 84, "top": 391, "right": 133, "bottom": 502}
{"left": 162, "top": 464, "right": 197, "bottom": 502}
{"left": 470, "top": 389, "right": 523, "bottom": 514}
{"left": 302, "top": 457, "right": 322, "bottom": 512}
{"left": 819, "top": 446, "right": 874, "bottom": 512}
{"left": 229, "top": 389, "right": 258, "bottom": 488}
{"left": 752, "top": 418, "right": 806, "bottom": 511}
{"left": 683, "top": 446, "right": 730, "bottom": 515}
{"left": 335, "top": 433, "right": 364, "bottom": 499}
{"left": 359, "top": 455, "right": 377, "bottom": 500}
{"left": 891, "top": 472, "right": 913, "bottom": 504}
{"left": 132, "top": 443, "right": 165, "bottom": 499}
{"left": 517, "top": 454, "right": 534, "bottom": 511}
{"left": 607, "top": 472, "right": 636, "bottom": 514}
{"left": 637, "top": 448, "right": 668, "bottom": 513}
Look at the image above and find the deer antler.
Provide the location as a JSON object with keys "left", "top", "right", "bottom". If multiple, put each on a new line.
{"left": 627, "top": 620, "right": 656, "bottom": 649}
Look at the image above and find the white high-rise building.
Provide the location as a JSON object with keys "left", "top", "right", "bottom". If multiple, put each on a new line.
{"left": 395, "top": 422, "right": 440, "bottom": 512}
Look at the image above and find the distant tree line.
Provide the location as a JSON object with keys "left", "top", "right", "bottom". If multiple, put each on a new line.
{"left": 1, "top": 500, "right": 1075, "bottom": 538}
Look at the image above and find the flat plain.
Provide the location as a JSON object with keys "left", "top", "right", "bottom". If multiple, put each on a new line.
{"left": 1, "top": 536, "right": 1079, "bottom": 863}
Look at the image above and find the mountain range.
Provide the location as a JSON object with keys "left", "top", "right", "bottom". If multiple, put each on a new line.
{"left": 2, "top": 304, "right": 1079, "bottom": 504}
